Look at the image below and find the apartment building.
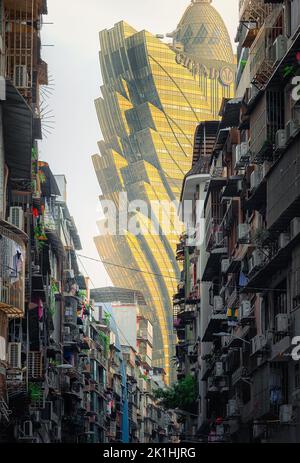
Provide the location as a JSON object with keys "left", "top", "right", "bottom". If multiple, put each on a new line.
{"left": 174, "top": 0, "right": 300, "bottom": 443}
{"left": 91, "top": 288, "right": 179, "bottom": 443}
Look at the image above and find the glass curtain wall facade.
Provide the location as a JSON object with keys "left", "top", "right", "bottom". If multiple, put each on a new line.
{"left": 93, "top": 0, "right": 235, "bottom": 383}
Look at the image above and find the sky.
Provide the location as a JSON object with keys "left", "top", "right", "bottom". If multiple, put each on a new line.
{"left": 40, "top": 0, "right": 239, "bottom": 288}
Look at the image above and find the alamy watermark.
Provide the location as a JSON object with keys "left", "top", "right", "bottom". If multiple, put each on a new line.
{"left": 97, "top": 192, "right": 200, "bottom": 244}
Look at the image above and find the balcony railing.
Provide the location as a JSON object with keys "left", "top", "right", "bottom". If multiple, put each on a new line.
{"left": 239, "top": 0, "right": 275, "bottom": 27}
{"left": 0, "top": 224, "right": 26, "bottom": 317}
{"left": 137, "top": 329, "right": 153, "bottom": 345}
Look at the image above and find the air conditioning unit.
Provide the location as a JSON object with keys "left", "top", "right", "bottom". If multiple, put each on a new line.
{"left": 215, "top": 231, "right": 224, "bottom": 246}
{"left": 274, "top": 35, "right": 287, "bottom": 62}
{"left": 234, "top": 144, "right": 243, "bottom": 168}
{"left": 213, "top": 296, "right": 223, "bottom": 313}
{"left": 275, "top": 314, "right": 289, "bottom": 334}
{"left": 23, "top": 420, "right": 33, "bottom": 438}
{"left": 290, "top": 217, "right": 300, "bottom": 239}
{"left": 14, "top": 65, "right": 28, "bottom": 88}
{"left": 248, "top": 256, "right": 254, "bottom": 274}
{"left": 252, "top": 249, "right": 264, "bottom": 269}
{"left": 41, "top": 401, "right": 53, "bottom": 422}
{"left": 239, "top": 300, "right": 251, "bottom": 319}
{"left": 275, "top": 129, "right": 287, "bottom": 150}
{"left": 278, "top": 233, "right": 290, "bottom": 249}
{"left": 64, "top": 326, "right": 71, "bottom": 336}
{"left": 262, "top": 161, "right": 271, "bottom": 178}
{"left": 279, "top": 404, "right": 293, "bottom": 424}
{"left": 31, "top": 411, "right": 40, "bottom": 423}
{"left": 238, "top": 223, "right": 250, "bottom": 244}
{"left": 207, "top": 377, "right": 218, "bottom": 392}
{"left": 8, "top": 342, "right": 21, "bottom": 369}
{"left": 286, "top": 119, "right": 300, "bottom": 140}
{"left": 64, "top": 269, "right": 74, "bottom": 279}
{"left": 187, "top": 345, "right": 195, "bottom": 356}
{"left": 251, "top": 334, "right": 267, "bottom": 355}
{"left": 250, "top": 170, "right": 262, "bottom": 191}
{"left": 221, "top": 259, "right": 230, "bottom": 274}
{"left": 227, "top": 399, "right": 239, "bottom": 417}
{"left": 240, "top": 141, "right": 250, "bottom": 161}
{"left": 8, "top": 207, "right": 24, "bottom": 230}
{"left": 253, "top": 422, "right": 266, "bottom": 439}
{"left": 215, "top": 361, "right": 223, "bottom": 376}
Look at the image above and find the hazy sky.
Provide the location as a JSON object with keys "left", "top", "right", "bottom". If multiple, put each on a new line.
{"left": 40, "top": 0, "right": 239, "bottom": 288}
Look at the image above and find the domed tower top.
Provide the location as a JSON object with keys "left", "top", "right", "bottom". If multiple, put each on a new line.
{"left": 174, "top": 0, "right": 234, "bottom": 64}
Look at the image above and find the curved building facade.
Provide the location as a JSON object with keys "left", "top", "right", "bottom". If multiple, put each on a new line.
{"left": 93, "top": 0, "right": 235, "bottom": 383}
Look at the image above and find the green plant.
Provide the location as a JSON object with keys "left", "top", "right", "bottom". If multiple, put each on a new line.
{"left": 28, "top": 383, "right": 42, "bottom": 402}
{"left": 37, "top": 170, "right": 46, "bottom": 184}
{"left": 77, "top": 289, "right": 87, "bottom": 299}
{"left": 104, "top": 311, "right": 111, "bottom": 327}
{"left": 32, "top": 147, "right": 38, "bottom": 160}
{"left": 153, "top": 374, "right": 197, "bottom": 412}
{"left": 98, "top": 331, "right": 109, "bottom": 355}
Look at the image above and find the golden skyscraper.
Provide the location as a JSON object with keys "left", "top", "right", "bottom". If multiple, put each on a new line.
{"left": 93, "top": 0, "right": 235, "bottom": 383}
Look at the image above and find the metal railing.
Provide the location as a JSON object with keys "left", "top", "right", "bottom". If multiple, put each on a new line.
{"left": 0, "top": 225, "right": 26, "bottom": 317}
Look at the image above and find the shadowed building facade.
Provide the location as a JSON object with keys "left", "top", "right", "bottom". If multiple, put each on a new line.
{"left": 93, "top": 0, "right": 235, "bottom": 383}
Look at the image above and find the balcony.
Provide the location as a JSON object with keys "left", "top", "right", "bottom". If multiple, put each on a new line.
{"left": 90, "top": 348, "right": 106, "bottom": 367}
{"left": 239, "top": 0, "right": 275, "bottom": 26}
{"left": 249, "top": 15, "right": 283, "bottom": 89}
{"left": 249, "top": 90, "right": 284, "bottom": 163}
{"left": 202, "top": 230, "right": 228, "bottom": 282}
{"left": 202, "top": 310, "right": 228, "bottom": 342}
{"left": 177, "top": 304, "right": 197, "bottom": 323}
{"left": 267, "top": 140, "right": 300, "bottom": 232}
{"left": 242, "top": 230, "right": 300, "bottom": 291}
{"left": 0, "top": 222, "right": 27, "bottom": 317}
{"left": 137, "top": 329, "right": 153, "bottom": 346}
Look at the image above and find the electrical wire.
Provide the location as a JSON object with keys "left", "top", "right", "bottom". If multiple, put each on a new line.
{"left": 77, "top": 257, "right": 141, "bottom": 351}
{"left": 76, "top": 253, "right": 179, "bottom": 281}
{"left": 76, "top": 253, "right": 289, "bottom": 292}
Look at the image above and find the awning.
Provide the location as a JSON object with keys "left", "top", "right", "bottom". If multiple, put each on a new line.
{"left": 46, "top": 229, "right": 67, "bottom": 259}
{"left": 39, "top": 162, "right": 61, "bottom": 197}
{"left": 202, "top": 313, "right": 228, "bottom": 342}
{"left": 222, "top": 176, "right": 244, "bottom": 198}
{"left": 2, "top": 80, "right": 33, "bottom": 180}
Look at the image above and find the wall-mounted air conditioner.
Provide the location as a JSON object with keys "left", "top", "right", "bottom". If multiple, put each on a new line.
{"left": 251, "top": 334, "right": 267, "bottom": 355}
{"left": 8, "top": 207, "right": 24, "bottom": 230}
{"left": 275, "top": 129, "right": 287, "bottom": 150}
{"left": 275, "top": 314, "right": 289, "bottom": 334}
{"left": 14, "top": 65, "right": 28, "bottom": 88}
{"left": 252, "top": 249, "right": 264, "bottom": 269}
{"left": 213, "top": 296, "right": 223, "bottom": 313}
{"left": 8, "top": 342, "right": 21, "bottom": 369}
{"left": 279, "top": 404, "right": 293, "bottom": 424}
{"left": 250, "top": 170, "right": 262, "bottom": 191}
{"left": 64, "top": 326, "right": 71, "bottom": 336}
{"left": 253, "top": 422, "right": 266, "bottom": 439}
{"left": 63, "top": 269, "right": 74, "bottom": 279}
{"left": 215, "top": 231, "right": 224, "bottom": 246}
{"left": 227, "top": 399, "right": 239, "bottom": 417}
{"left": 221, "top": 259, "right": 230, "bottom": 274}
{"left": 278, "top": 233, "right": 290, "bottom": 249}
{"left": 239, "top": 300, "right": 251, "bottom": 319}
{"left": 215, "top": 361, "right": 223, "bottom": 377}
{"left": 238, "top": 223, "right": 250, "bottom": 244}
{"left": 290, "top": 217, "right": 300, "bottom": 239}
{"left": 262, "top": 161, "right": 271, "bottom": 178}
{"left": 234, "top": 144, "right": 242, "bottom": 169}
{"left": 286, "top": 119, "right": 300, "bottom": 141}
{"left": 240, "top": 141, "right": 250, "bottom": 161}
{"left": 22, "top": 420, "right": 33, "bottom": 438}
{"left": 274, "top": 35, "right": 287, "bottom": 62}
